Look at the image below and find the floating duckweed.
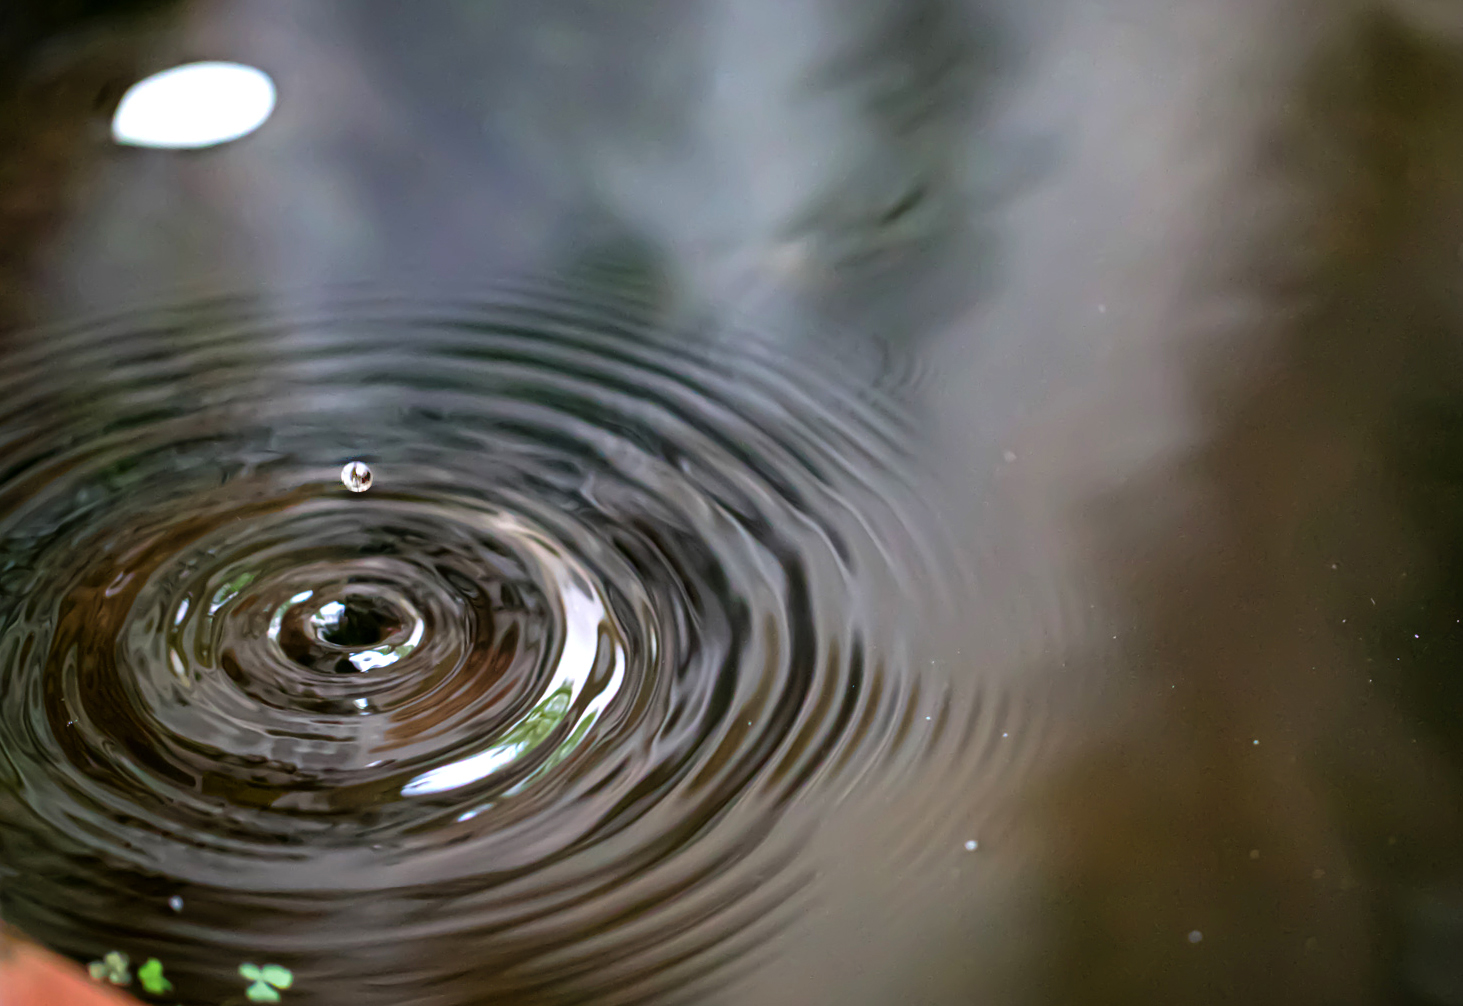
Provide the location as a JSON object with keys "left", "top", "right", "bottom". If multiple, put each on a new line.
{"left": 137, "top": 957, "right": 173, "bottom": 995}
{"left": 240, "top": 963, "right": 294, "bottom": 1003}
{"left": 87, "top": 951, "right": 130, "bottom": 985}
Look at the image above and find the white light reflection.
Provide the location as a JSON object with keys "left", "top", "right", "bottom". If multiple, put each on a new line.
{"left": 112, "top": 62, "right": 276, "bottom": 150}
{"left": 348, "top": 650, "right": 399, "bottom": 672}
{"left": 401, "top": 578, "right": 622, "bottom": 797}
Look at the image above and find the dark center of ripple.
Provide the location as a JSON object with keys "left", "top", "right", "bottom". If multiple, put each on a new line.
{"left": 312, "top": 595, "right": 404, "bottom": 648}
{"left": 271, "top": 586, "right": 426, "bottom": 675}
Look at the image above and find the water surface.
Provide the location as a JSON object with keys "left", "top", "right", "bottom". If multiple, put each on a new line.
{"left": 3, "top": 2, "right": 1463, "bottom": 1005}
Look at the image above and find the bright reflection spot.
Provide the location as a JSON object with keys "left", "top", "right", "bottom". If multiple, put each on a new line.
{"left": 209, "top": 570, "right": 256, "bottom": 615}
{"left": 112, "top": 61, "right": 276, "bottom": 149}
{"left": 348, "top": 650, "right": 399, "bottom": 672}
{"left": 313, "top": 601, "right": 346, "bottom": 628}
{"left": 401, "top": 579, "right": 622, "bottom": 797}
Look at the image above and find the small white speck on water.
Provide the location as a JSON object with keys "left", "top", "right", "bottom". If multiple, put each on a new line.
{"left": 1188, "top": 930, "right": 1203, "bottom": 944}
{"left": 168, "top": 896, "right": 184, "bottom": 912}
{"left": 1097, "top": 303, "right": 1107, "bottom": 314}
{"left": 1003, "top": 450, "right": 1018, "bottom": 463}
{"left": 342, "top": 460, "right": 373, "bottom": 492}
{"left": 964, "top": 840, "right": 978, "bottom": 851}
{"left": 1253, "top": 739, "right": 1259, "bottom": 745}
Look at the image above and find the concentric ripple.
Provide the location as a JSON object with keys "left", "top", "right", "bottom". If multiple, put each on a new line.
{"left": 0, "top": 281, "right": 967, "bottom": 1004}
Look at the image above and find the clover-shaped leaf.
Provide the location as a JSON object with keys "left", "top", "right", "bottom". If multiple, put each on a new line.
{"left": 240, "top": 963, "right": 293, "bottom": 1003}
{"left": 87, "top": 951, "right": 131, "bottom": 985}
{"left": 137, "top": 957, "right": 173, "bottom": 995}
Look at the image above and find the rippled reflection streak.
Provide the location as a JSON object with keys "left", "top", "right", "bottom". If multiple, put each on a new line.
{"left": 0, "top": 288, "right": 959, "bottom": 1003}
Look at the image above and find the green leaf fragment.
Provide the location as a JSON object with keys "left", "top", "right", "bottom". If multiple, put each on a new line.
{"left": 138, "top": 957, "right": 173, "bottom": 994}
{"left": 259, "top": 965, "right": 293, "bottom": 989}
{"left": 88, "top": 951, "right": 131, "bottom": 985}
{"left": 245, "top": 982, "right": 282, "bottom": 1003}
{"left": 240, "top": 961, "right": 292, "bottom": 1001}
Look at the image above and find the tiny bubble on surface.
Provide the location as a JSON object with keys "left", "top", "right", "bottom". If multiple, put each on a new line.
{"left": 964, "top": 839, "right": 978, "bottom": 851}
{"left": 342, "top": 461, "right": 373, "bottom": 492}
{"left": 1188, "top": 930, "right": 1203, "bottom": 943}
{"left": 168, "top": 895, "right": 184, "bottom": 912}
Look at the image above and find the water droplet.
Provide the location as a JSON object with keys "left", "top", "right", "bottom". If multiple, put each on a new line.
{"left": 168, "top": 896, "right": 183, "bottom": 912}
{"left": 341, "top": 461, "right": 373, "bottom": 492}
{"left": 964, "top": 839, "right": 978, "bottom": 851}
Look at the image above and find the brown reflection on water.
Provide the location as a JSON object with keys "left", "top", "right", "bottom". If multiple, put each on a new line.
{"left": 1012, "top": 9, "right": 1463, "bottom": 1004}
{"left": 0, "top": 2, "right": 176, "bottom": 330}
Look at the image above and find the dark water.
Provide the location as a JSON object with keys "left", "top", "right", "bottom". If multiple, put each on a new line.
{"left": 0, "top": 283, "right": 979, "bottom": 1005}
{"left": 4, "top": 2, "right": 1463, "bottom": 1005}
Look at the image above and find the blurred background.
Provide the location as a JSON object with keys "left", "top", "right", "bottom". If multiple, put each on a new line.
{"left": 1, "top": 1, "right": 1463, "bottom": 1004}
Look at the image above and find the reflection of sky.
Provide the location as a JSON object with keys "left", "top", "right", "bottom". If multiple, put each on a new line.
{"left": 401, "top": 577, "right": 621, "bottom": 796}
{"left": 112, "top": 62, "right": 277, "bottom": 150}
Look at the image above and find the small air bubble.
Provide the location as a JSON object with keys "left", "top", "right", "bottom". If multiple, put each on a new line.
{"left": 342, "top": 461, "right": 373, "bottom": 492}
{"left": 1188, "top": 930, "right": 1203, "bottom": 944}
{"left": 964, "top": 839, "right": 978, "bottom": 851}
{"left": 168, "top": 896, "right": 184, "bottom": 912}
